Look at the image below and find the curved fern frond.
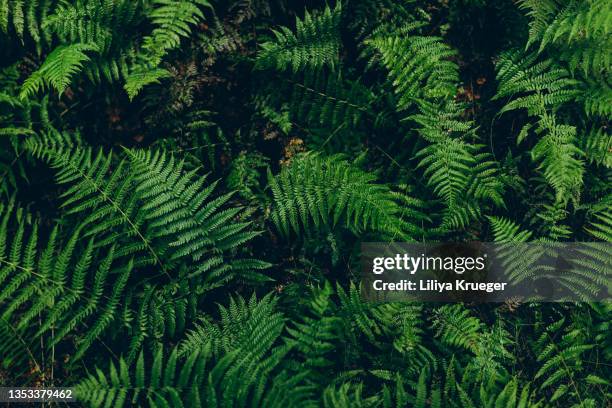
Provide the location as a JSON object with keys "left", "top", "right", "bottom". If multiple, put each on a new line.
{"left": 20, "top": 43, "right": 99, "bottom": 99}
{"left": 580, "top": 126, "right": 611, "bottom": 168}
{"left": 0, "top": 0, "right": 53, "bottom": 42}
{"left": 256, "top": 2, "right": 342, "bottom": 73}
{"left": 25, "top": 136, "right": 270, "bottom": 287}
{"left": 124, "top": 66, "right": 171, "bottom": 100}
{"left": 487, "top": 216, "right": 533, "bottom": 242}
{"left": 518, "top": 0, "right": 611, "bottom": 76}
{"left": 366, "top": 32, "right": 459, "bottom": 110}
{"left": 43, "top": 0, "right": 141, "bottom": 53}
{"left": 494, "top": 50, "right": 580, "bottom": 115}
{"left": 121, "top": 0, "right": 211, "bottom": 99}
{"left": 24, "top": 137, "right": 162, "bottom": 269}
{"left": 142, "top": 0, "right": 212, "bottom": 62}
{"left": 126, "top": 148, "right": 270, "bottom": 286}
{"left": 0, "top": 198, "right": 134, "bottom": 375}
{"left": 432, "top": 304, "right": 482, "bottom": 353}
{"left": 267, "top": 152, "right": 420, "bottom": 239}
{"left": 75, "top": 347, "right": 209, "bottom": 407}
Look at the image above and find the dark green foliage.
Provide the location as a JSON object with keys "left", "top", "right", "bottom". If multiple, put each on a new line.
{"left": 1, "top": 0, "right": 610, "bottom": 407}
{"left": 284, "top": 70, "right": 378, "bottom": 132}
{"left": 21, "top": 43, "right": 100, "bottom": 99}
{"left": 268, "top": 153, "right": 423, "bottom": 239}
{"left": 25, "top": 135, "right": 270, "bottom": 286}
{"left": 255, "top": 2, "right": 342, "bottom": 73}
{"left": 586, "top": 209, "right": 612, "bottom": 241}
{"left": 0, "top": 0, "right": 54, "bottom": 43}
{"left": 518, "top": 0, "right": 610, "bottom": 76}
{"left": 75, "top": 347, "right": 210, "bottom": 407}
{"left": 0, "top": 198, "right": 133, "bottom": 376}
{"left": 8, "top": 0, "right": 212, "bottom": 100}
{"left": 366, "top": 26, "right": 460, "bottom": 107}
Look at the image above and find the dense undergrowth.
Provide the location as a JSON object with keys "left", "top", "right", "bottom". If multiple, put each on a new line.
{"left": 0, "top": 0, "right": 610, "bottom": 407}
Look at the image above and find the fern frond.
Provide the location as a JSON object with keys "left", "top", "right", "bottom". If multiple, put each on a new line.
{"left": 518, "top": 0, "right": 611, "bottom": 76}
{"left": 180, "top": 292, "right": 284, "bottom": 358}
{"left": 416, "top": 138, "right": 473, "bottom": 209}
{"left": 370, "top": 29, "right": 504, "bottom": 230}
{"left": 0, "top": 199, "right": 134, "bottom": 375}
{"left": 580, "top": 126, "right": 611, "bottom": 168}
{"left": 585, "top": 209, "right": 612, "bottom": 242}
{"left": 75, "top": 347, "right": 209, "bottom": 407}
{"left": 337, "top": 282, "right": 380, "bottom": 342}
{"left": 285, "top": 281, "right": 342, "bottom": 372}
{"left": 268, "top": 152, "right": 419, "bottom": 239}
{"left": 530, "top": 113, "right": 584, "bottom": 204}
{"left": 0, "top": 0, "right": 52, "bottom": 42}
{"left": 142, "top": 0, "right": 212, "bottom": 62}
{"left": 20, "top": 43, "right": 99, "bottom": 99}
{"left": 367, "top": 32, "right": 459, "bottom": 110}
{"left": 120, "top": 0, "right": 211, "bottom": 99}
{"left": 24, "top": 137, "right": 161, "bottom": 268}
{"left": 25, "top": 136, "right": 270, "bottom": 287}
{"left": 177, "top": 293, "right": 315, "bottom": 407}
{"left": 406, "top": 99, "right": 472, "bottom": 143}
{"left": 126, "top": 148, "right": 270, "bottom": 285}
{"left": 494, "top": 50, "right": 580, "bottom": 115}
{"left": 348, "top": 0, "right": 423, "bottom": 42}
{"left": 432, "top": 304, "right": 482, "bottom": 353}
{"left": 44, "top": 0, "right": 141, "bottom": 53}
{"left": 487, "top": 216, "right": 533, "bottom": 242}
{"left": 495, "top": 51, "right": 586, "bottom": 205}
{"left": 534, "top": 319, "right": 595, "bottom": 395}
{"left": 322, "top": 382, "right": 368, "bottom": 408}
{"left": 124, "top": 66, "right": 171, "bottom": 100}
{"left": 286, "top": 70, "right": 376, "bottom": 131}
{"left": 256, "top": 2, "right": 342, "bottom": 72}
{"left": 125, "top": 280, "right": 196, "bottom": 362}
{"left": 581, "top": 78, "right": 612, "bottom": 117}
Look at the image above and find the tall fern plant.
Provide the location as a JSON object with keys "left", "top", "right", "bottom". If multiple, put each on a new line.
{"left": 0, "top": 134, "right": 272, "bottom": 379}
{"left": 13, "top": 0, "right": 212, "bottom": 100}
{"left": 25, "top": 134, "right": 270, "bottom": 289}
{"left": 0, "top": 198, "right": 131, "bottom": 377}
{"left": 366, "top": 25, "right": 505, "bottom": 231}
